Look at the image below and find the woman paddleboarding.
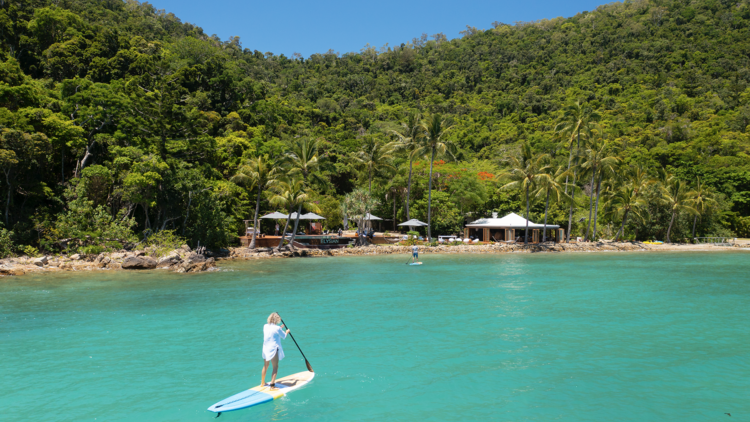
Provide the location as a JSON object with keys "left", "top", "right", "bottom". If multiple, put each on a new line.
{"left": 261, "top": 312, "right": 290, "bottom": 390}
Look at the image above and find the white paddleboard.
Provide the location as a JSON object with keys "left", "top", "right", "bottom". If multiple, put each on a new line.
{"left": 208, "top": 371, "right": 314, "bottom": 415}
{"left": 409, "top": 262, "right": 423, "bottom": 266}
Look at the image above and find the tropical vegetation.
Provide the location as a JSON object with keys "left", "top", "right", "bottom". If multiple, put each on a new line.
{"left": 0, "top": 0, "right": 748, "bottom": 256}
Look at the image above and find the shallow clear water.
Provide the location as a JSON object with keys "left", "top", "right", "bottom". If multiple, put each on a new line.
{"left": 1, "top": 252, "right": 749, "bottom": 421}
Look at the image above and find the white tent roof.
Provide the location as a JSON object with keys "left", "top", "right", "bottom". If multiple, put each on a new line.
{"left": 466, "top": 213, "right": 559, "bottom": 229}
{"left": 364, "top": 213, "right": 382, "bottom": 221}
{"left": 302, "top": 212, "right": 326, "bottom": 220}
{"left": 260, "top": 212, "right": 288, "bottom": 219}
{"left": 398, "top": 219, "right": 428, "bottom": 227}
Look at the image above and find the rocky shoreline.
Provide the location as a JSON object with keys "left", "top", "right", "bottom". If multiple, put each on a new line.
{"left": 0, "top": 241, "right": 744, "bottom": 278}
{"left": 0, "top": 245, "right": 216, "bottom": 277}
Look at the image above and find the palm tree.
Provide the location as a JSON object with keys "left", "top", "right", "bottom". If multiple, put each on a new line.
{"left": 283, "top": 138, "right": 324, "bottom": 248}
{"left": 689, "top": 177, "right": 717, "bottom": 240}
{"left": 269, "top": 177, "right": 320, "bottom": 252}
{"left": 498, "top": 142, "right": 550, "bottom": 245}
{"left": 354, "top": 136, "right": 397, "bottom": 194}
{"left": 579, "top": 137, "right": 621, "bottom": 241}
{"left": 555, "top": 101, "right": 600, "bottom": 242}
{"left": 343, "top": 188, "right": 379, "bottom": 246}
{"left": 230, "top": 155, "right": 278, "bottom": 249}
{"left": 385, "top": 183, "right": 407, "bottom": 232}
{"left": 660, "top": 176, "right": 698, "bottom": 243}
{"left": 421, "top": 114, "right": 456, "bottom": 242}
{"left": 391, "top": 112, "right": 424, "bottom": 221}
{"left": 533, "top": 165, "right": 574, "bottom": 242}
{"left": 609, "top": 186, "right": 648, "bottom": 241}
{"left": 609, "top": 164, "right": 655, "bottom": 241}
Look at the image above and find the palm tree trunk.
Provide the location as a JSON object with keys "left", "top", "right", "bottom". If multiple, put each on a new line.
{"left": 585, "top": 169, "right": 596, "bottom": 241}
{"left": 369, "top": 168, "right": 372, "bottom": 195}
{"left": 143, "top": 203, "right": 151, "bottom": 230}
{"left": 543, "top": 188, "right": 550, "bottom": 242}
{"left": 406, "top": 159, "right": 413, "bottom": 220}
{"left": 393, "top": 194, "right": 396, "bottom": 231}
{"left": 564, "top": 147, "right": 573, "bottom": 194}
{"left": 567, "top": 187, "right": 575, "bottom": 242}
{"left": 691, "top": 214, "right": 698, "bottom": 241}
{"left": 666, "top": 211, "right": 676, "bottom": 243}
{"left": 524, "top": 185, "right": 530, "bottom": 245}
{"left": 289, "top": 204, "right": 303, "bottom": 249}
{"left": 592, "top": 173, "right": 602, "bottom": 241}
{"left": 4, "top": 170, "right": 11, "bottom": 227}
{"left": 426, "top": 148, "right": 436, "bottom": 242}
{"left": 276, "top": 215, "right": 292, "bottom": 251}
{"left": 615, "top": 209, "right": 630, "bottom": 241}
{"left": 249, "top": 184, "right": 262, "bottom": 249}
{"left": 566, "top": 129, "right": 581, "bottom": 243}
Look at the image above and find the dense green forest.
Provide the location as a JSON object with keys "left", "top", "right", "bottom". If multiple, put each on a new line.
{"left": 1, "top": 0, "right": 749, "bottom": 255}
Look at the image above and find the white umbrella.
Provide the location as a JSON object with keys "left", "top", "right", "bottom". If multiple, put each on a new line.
{"left": 398, "top": 219, "right": 428, "bottom": 227}
{"left": 260, "top": 212, "right": 288, "bottom": 219}
{"left": 302, "top": 212, "right": 326, "bottom": 220}
{"left": 363, "top": 213, "right": 382, "bottom": 221}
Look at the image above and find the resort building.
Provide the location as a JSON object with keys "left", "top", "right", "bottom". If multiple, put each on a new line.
{"left": 464, "top": 212, "right": 565, "bottom": 243}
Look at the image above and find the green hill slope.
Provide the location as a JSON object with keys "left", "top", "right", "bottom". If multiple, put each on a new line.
{"left": 0, "top": 0, "right": 749, "bottom": 253}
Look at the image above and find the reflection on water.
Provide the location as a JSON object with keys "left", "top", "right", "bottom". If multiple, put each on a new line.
{"left": 1, "top": 252, "right": 749, "bottom": 421}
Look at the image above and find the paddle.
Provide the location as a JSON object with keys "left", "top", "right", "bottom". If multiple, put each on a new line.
{"left": 277, "top": 314, "right": 314, "bottom": 373}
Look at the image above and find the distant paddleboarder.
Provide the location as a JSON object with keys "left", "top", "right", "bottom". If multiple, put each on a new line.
{"left": 412, "top": 244, "right": 419, "bottom": 263}
{"left": 261, "top": 312, "right": 290, "bottom": 390}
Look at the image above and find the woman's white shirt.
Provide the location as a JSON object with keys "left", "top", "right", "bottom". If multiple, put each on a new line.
{"left": 262, "top": 323, "right": 287, "bottom": 361}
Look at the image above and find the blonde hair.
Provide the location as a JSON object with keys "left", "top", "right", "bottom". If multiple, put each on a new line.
{"left": 267, "top": 312, "right": 280, "bottom": 325}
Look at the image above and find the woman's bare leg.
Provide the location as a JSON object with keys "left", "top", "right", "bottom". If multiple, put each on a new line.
{"left": 261, "top": 360, "right": 270, "bottom": 385}
{"left": 269, "top": 353, "right": 280, "bottom": 387}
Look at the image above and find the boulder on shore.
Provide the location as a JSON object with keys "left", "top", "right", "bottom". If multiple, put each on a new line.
{"left": 0, "top": 267, "right": 25, "bottom": 276}
{"left": 33, "top": 256, "right": 48, "bottom": 267}
{"left": 122, "top": 256, "right": 157, "bottom": 270}
{"left": 97, "top": 257, "right": 111, "bottom": 268}
{"left": 157, "top": 254, "right": 181, "bottom": 268}
{"left": 185, "top": 252, "right": 206, "bottom": 265}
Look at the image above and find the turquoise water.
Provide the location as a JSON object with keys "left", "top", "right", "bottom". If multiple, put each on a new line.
{"left": 2, "top": 252, "right": 749, "bottom": 421}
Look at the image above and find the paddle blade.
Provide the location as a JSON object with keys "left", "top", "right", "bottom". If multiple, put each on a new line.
{"left": 305, "top": 359, "right": 314, "bottom": 372}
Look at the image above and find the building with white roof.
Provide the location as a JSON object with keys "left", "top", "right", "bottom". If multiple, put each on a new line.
{"left": 463, "top": 212, "right": 564, "bottom": 243}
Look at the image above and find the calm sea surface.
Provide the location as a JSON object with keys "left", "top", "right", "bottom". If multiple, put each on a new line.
{"left": 1, "top": 252, "right": 749, "bottom": 421}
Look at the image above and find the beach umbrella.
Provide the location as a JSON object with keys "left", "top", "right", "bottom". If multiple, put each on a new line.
{"left": 364, "top": 213, "right": 382, "bottom": 221}
{"left": 398, "top": 219, "right": 428, "bottom": 227}
{"left": 260, "top": 212, "right": 288, "bottom": 219}
{"left": 302, "top": 212, "right": 326, "bottom": 220}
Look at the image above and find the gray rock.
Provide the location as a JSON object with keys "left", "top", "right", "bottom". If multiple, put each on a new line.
{"left": 180, "top": 244, "right": 191, "bottom": 252}
{"left": 70, "top": 254, "right": 81, "bottom": 260}
{"left": 185, "top": 253, "right": 206, "bottom": 265}
{"left": 121, "top": 256, "right": 157, "bottom": 270}
{"left": 157, "top": 254, "right": 180, "bottom": 268}
{"left": 97, "top": 257, "right": 111, "bottom": 268}
{"left": 33, "top": 256, "right": 48, "bottom": 266}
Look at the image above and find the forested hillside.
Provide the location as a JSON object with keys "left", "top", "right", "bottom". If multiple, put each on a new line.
{"left": 1, "top": 0, "right": 749, "bottom": 254}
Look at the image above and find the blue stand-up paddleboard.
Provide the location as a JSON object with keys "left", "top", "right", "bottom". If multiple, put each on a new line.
{"left": 208, "top": 371, "right": 315, "bottom": 416}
